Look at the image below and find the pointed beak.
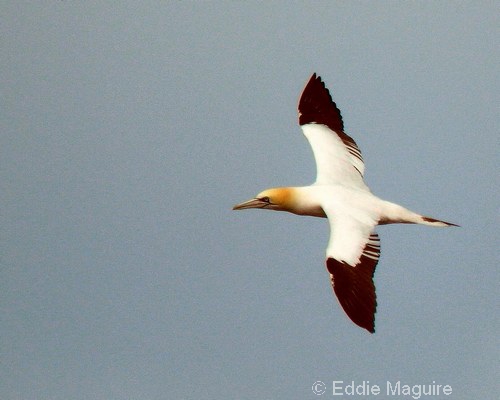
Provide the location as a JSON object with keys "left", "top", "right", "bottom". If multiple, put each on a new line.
{"left": 232, "top": 198, "right": 267, "bottom": 210}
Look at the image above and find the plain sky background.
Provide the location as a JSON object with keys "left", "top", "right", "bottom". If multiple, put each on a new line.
{"left": 2, "top": 2, "right": 498, "bottom": 399}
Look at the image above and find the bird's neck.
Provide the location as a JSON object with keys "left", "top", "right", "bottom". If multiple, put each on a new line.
{"left": 276, "top": 186, "right": 326, "bottom": 218}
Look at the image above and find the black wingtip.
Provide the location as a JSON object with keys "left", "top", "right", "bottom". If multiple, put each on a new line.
{"left": 326, "top": 254, "right": 378, "bottom": 334}
{"left": 298, "top": 73, "right": 344, "bottom": 132}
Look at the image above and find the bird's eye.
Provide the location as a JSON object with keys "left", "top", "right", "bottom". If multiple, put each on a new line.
{"left": 261, "top": 196, "right": 270, "bottom": 203}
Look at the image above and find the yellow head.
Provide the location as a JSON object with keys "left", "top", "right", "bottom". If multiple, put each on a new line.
{"left": 233, "top": 187, "right": 295, "bottom": 212}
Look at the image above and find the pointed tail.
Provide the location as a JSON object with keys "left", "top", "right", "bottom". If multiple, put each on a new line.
{"left": 420, "top": 216, "right": 459, "bottom": 227}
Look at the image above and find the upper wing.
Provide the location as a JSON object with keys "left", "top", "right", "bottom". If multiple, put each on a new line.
{"left": 298, "top": 73, "right": 366, "bottom": 187}
{"left": 322, "top": 201, "right": 380, "bottom": 333}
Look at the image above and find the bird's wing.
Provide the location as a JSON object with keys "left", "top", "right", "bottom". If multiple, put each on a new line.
{"left": 322, "top": 202, "right": 380, "bottom": 333}
{"left": 298, "top": 73, "right": 366, "bottom": 187}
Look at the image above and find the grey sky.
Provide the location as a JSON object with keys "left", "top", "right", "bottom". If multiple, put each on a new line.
{"left": 2, "top": 2, "right": 498, "bottom": 399}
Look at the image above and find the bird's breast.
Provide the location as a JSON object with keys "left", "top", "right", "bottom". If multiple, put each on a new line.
{"left": 292, "top": 204, "right": 327, "bottom": 218}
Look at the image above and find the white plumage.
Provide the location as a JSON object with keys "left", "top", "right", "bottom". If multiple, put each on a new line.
{"left": 233, "top": 73, "right": 457, "bottom": 333}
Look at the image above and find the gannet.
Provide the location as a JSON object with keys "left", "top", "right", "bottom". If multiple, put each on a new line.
{"left": 233, "top": 73, "right": 457, "bottom": 333}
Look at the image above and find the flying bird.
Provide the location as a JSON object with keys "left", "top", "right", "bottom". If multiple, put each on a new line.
{"left": 233, "top": 73, "right": 457, "bottom": 333}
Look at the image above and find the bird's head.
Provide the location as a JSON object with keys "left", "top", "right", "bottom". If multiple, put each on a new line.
{"left": 232, "top": 187, "right": 294, "bottom": 212}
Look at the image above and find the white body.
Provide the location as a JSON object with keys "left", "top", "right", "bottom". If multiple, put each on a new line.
{"left": 233, "top": 73, "right": 456, "bottom": 333}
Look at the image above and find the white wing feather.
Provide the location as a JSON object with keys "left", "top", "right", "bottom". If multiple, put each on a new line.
{"left": 321, "top": 194, "right": 379, "bottom": 265}
{"left": 301, "top": 124, "right": 367, "bottom": 188}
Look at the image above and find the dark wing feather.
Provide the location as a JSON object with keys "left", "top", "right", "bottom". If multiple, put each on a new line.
{"left": 298, "top": 73, "right": 364, "bottom": 168}
{"left": 326, "top": 233, "right": 380, "bottom": 333}
{"left": 298, "top": 73, "right": 344, "bottom": 132}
